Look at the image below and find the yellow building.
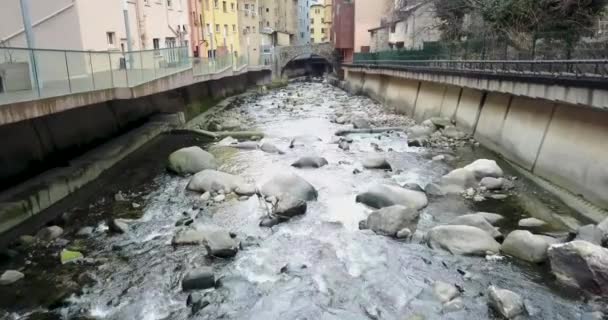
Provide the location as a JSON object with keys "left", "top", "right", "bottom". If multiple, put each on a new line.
{"left": 201, "top": 0, "right": 241, "bottom": 58}
{"left": 238, "top": 0, "right": 261, "bottom": 64}
{"left": 323, "top": 0, "right": 333, "bottom": 41}
{"left": 310, "top": 3, "right": 331, "bottom": 43}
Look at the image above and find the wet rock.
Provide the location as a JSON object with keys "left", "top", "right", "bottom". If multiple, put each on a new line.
{"left": 221, "top": 119, "right": 241, "bottom": 131}
{"left": 427, "top": 225, "right": 501, "bottom": 256}
{"left": 335, "top": 115, "right": 348, "bottom": 124}
{"left": 501, "top": 230, "right": 551, "bottom": 263}
{"left": 76, "top": 227, "right": 94, "bottom": 238}
{"left": 361, "top": 155, "right": 392, "bottom": 170}
{"left": 200, "top": 192, "right": 211, "bottom": 201}
{"left": 396, "top": 228, "right": 412, "bottom": 239}
{"left": 487, "top": 286, "right": 525, "bottom": 319}
{"left": 402, "top": 183, "right": 424, "bottom": 193}
{"left": 352, "top": 117, "right": 371, "bottom": 129}
{"left": 338, "top": 139, "right": 350, "bottom": 151}
{"left": 274, "top": 196, "right": 307, "bottom": 218}
{"left": 259, "top": 216, "right": 282, "bottom": 228}
{"left": 204, "top": 229, "right": 239, "bottom": 258}
{"left": 576, "top": 225, "right": 604, "bottom": 245}
{"left": 37, "top": 226, "right": 64, "bottom": 241}
{"left": 364, "top": 205, "right": 420, "bottom": 237}
{"left": 187, "top": 292, "right": 210, "bottom": 314}
{"left": 114, "top": 191, "right": 127, "bottom": 201}
{"left": 217, "top": 136, "right": 238, "bottom": 146}
{"left": 425, "top": 183, "right": 446, "bottom": 197}
{"left": 182, "top": 267, "right": 215, "bottom": 290}
{"left": 463, "top": 159, "right": 503, "bottom": 179}
{"left": 518, "top": 217, "right": 547, "bottom": 228}
{"left": 172, "top": 229, "right": 206, "bottom": 245}
{"left": 480, "top": 177, "right": 504, "bottom": 190}
{"left": 474, "top": 212, "right": 505, "bottom": 225}
{"left": 433, "top": 281, "right": 459, "bottom": 303}
{"left": 175, "top": 218, "right": 194, "bottom": 227}
{"left": 260, "top": 143, "right": 285, "bottom": 154}
{"left": 168, "top": 147, "right": 218, "bottom": 175}
{"left": 441, "top": 126, "right": 467, "bottom": 140}
{"left": 213, "top": 194, "right": 226, "bottom": 202}
{"left": 356, "top": 184, "right": 428, "bottom": 211}
{"left": 290, "top": 135, "right": 322, "bottom": 148}
{"left": 597, "top": 217, "right": 608, "bottom": 244}
{"left": 548, "top": 240, "right": 608, "bottom": 295}
{"left": 235, "top": 184, "right": 256, "bottom": 196}
{"left": 0, "top": 270, "right": 24, "bottom": 285}
{"left": 432, "top": 155, "right": 445, "bottom": 161}
{"left": 18, "top": 235, "right": 36, "bottom": 246}
{"left": 291, "top": 156, "right": 329, "bottom": 169}
{"left": 408, "top": 138, "right": 429, "bottom": 147}
{"left": 108, "top": 219, "right": 129, "bottom": 234}
{"left": 408, "top": 125, "right": 434, "bottom": 139}
{"left": 232, "top": 141, "right": 259, "bottom": 150}
{"left": 260, "top": 173, "right": 318, "bottom": 202}
{"left": 439, "top": 168, "right": 477, "bottom": 194}
{"left": 443, "top": 298, "right": 464, "bottom": 313}
{"left": 448, "top": 214, "right": 502, "bottom": 239}
{"left": 429, "top": 117, "right": 452, "bottom": 129}
{"left": 187, "top": 170, "right": 247, "bottom": 194}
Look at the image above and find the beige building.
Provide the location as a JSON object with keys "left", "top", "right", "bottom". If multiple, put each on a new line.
{"left": 310, "top": 1, "right": 331, "bottom": 43}
{"left": 354, "top": 0, "right": 392, "bottom": 52}
{"left": 259, "top": 0, "right": 297, "bottom": 46}
{"left": 0, "top": 0, "right": 189, "bottom": 52}
{"left": 238, "top": 0, "right": 261, "bottom": 64}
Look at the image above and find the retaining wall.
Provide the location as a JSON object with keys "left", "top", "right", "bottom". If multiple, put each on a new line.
{"left": 344, "top": 68, "right": 608, "bottom": 213}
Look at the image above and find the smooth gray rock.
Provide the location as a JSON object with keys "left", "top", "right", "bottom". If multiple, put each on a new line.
{"left": 364, "top": 205, "right": 420, "bottom": 237}
{"left": 187, "top": 170, "right": 247, "bottom": 194}
{"left": 274, "top": 196, "right": 307, "bottom": 218}
{"left": 480, "top": 177, "right": 504, "bottom": 190}
{"left": 433, "top": 281, "right": 459, "bottom": 303}
{"left": 361, "top": 155, "right": 392, "bottom": 170}
{"left": 172, "top": 229, "right": 206, "bottom": 245}
{"left": 442, "top": 126, "right": 467, "bottom": 140}
{"left": 260, "top": 173, "right": 318, "bottom": 202}
{"left": 36, "top": 226, "right": 64, "bottom": 241}
{"left": 548, "top": 240, "right": 608, "bottom": 295}
{"left": 108, "top": 219, "right": 129, "bottom": 234}
{"left": 518, "top": 217, "right": 547, "bottom": 228}
{"left": 259, "top": 216, "right": 282, "bottom": 228}
{"left": 0, "top": 270, "right": 24, "bottom": 285}
{"left": 439, "top": 168, "right": 477, "bottom": 194}
{"left": 474, "top": 212, "right": 505, "bottom": 225}
{"left": 356, "top": 184, "right": 428, "bottom": 211}
{"left": 408, "top": 125, "right": 435, "bottom": 139}
{"left": 232, "top": 141, "right": 259, "bottom": 150}
{"left": 235, "top": 184, "right": 257, "bottom": 196}
{"left": 463, "top": 159, "right": 504, "bottom": 179}
{"left": 204, "top": 229, "right": 238, "bottom": 258}
{"left": 352, "top": 117, "right": 371, "bottom": 129}
{"left": 427, "top": 225, "right": 501, "bottom": 256}
{"left": 18, "top": 235, "right": 36, "bottom": 246}
{"left": 290, "top": 135, "right": 322, "bottom": 148}
{"left": 443, "top": 298, "right": 465, "bottom": 313}
{"left": 182, "top": 267, "right": 215, "bottom": 290}
{"left": 260, "top": 143, "right": 285, "bottom": 154}
{"left": 425, "top": 183, "right": 446, "bottom": 197}
{"left": 291, "top": 157, "right": 329, "bottom": 169}
{"left": 221, "top": 119, "right": 241, "bottom": 131}
{"left": 168, "top": 147, "right": 218, "bottom": 175}
{"left": 429, "top": 117, "right": 452, "bottom": 129}
{"left": 501, "top": 230, "right": 551, "bottom": 263}
{"left": 597, "top": 217, "right": 608, "bottom": 244}
{"left": 396, "top": 228, "right": 412, "bottom": 239}
{"left": 407, "top": 138, "right": 429, "bottom": 147}
{"left": 187, "top": 292, "right": 210, "bottom": 314}
{"left": 76, "top": 227, "right": 94, "bottom": 238}
{"left": 487, "top": 286, "right": 525, "bottom": 319}
{"left": 448, "top": 214, "right": 502, "bottom": 239}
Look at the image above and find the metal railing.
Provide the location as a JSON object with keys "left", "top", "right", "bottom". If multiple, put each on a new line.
{"left": 0, "top": 46, "right": 257, "bottom": 106}
{"left": 350, "top": 59, "right": 608, "bottom": 82}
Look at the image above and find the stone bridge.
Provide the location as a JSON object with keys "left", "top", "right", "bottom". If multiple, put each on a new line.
{"left": 273, "top": 43, "right": 337, "bottom": 77}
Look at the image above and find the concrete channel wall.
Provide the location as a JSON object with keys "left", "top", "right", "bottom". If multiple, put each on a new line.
{"left": 0, "top": 69, "right": 271, "bottom": 238}
{"left": 344, "top": 67, "right": 608, "bottom": 212}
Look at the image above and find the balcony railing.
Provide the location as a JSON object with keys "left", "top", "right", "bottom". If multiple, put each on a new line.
{"left": 0, "top": 46, "right": 258, "bottom": 106}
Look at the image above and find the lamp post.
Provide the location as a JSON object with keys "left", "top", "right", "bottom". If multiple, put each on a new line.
{"left": 19, "top": 0, "right": 41, "bottom": 94}
{"left": 122, "top": 0, "right": 134, "bottom": 69}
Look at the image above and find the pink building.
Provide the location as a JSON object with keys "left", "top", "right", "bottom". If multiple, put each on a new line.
{"left": 354, "top": 0, "right": 392, "bottom": 53}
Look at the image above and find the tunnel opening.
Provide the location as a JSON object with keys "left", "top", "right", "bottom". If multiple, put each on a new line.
{"left": 281, "top": 54, "right": 333, "bottom": 79}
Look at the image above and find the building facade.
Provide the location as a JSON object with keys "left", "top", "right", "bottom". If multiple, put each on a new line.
{"left": 310, "top": 1, "right": 331, "bottom": 43}
{"left": 354, "top": 0, "right": 392, "bottom": 52}
{"left": 331, "top": 0, "right": 354, "bottom": 61}
{"left": 259, "top": 0, "right": 297, "bottom": 46}
{"left": 237, "top": 0, "right": 261, "bottom": 64}
{"left": 0, "top": 0, "right": 189, "bottom": 52}
{"left": 201, "top": 0, "right": 241, "bottom": 58}
{"left": 296, "top": 0, "right": 311, "bottom": 45}
{"left": 187, "top": 0, "right": 205, "bottom": 56}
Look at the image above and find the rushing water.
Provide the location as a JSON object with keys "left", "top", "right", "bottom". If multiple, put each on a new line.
{"left": 0, "top": 81, "right": 598, "bottom": 320}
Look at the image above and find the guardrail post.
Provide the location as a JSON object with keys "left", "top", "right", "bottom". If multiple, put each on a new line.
{"left": 108, "top": 52, "right": 114, "bottom": 88}
{"left": 89, "top": 51, "right": 96, "bottom": 89}
{"left": 64, "top": 51, "right": 72, "bottom": 93}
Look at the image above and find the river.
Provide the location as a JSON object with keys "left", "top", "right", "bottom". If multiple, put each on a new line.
{"left": 0, "top": 81, "right": 597, "bottom": 320}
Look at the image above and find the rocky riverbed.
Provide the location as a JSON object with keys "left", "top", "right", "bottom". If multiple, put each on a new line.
{"left": 1, "top": 80, "right": 607, "bottom": 320}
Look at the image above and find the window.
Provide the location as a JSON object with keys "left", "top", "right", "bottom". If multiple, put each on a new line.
{"left": 231, "top": 2, "right": 235, "bottom": 11}
{"left": 244, "top": 3, "right": 249, "bottom": 16}
{"left": 214, "top": 0, "right": 218, "bottom": 8}
{"left": 310, "top": 28, "right": 314, "bottom": 34}
{"left": 222, "top": 1, "right": 227, "bottom": 12}
{"left": 167, "top": 0, "right": 172, "bottom": 7}
{"left": 153, "top": 38, "right": 160, "bottom": 49}
{"left": 233, "top": 24, "right": 236, "bottom": 32}
{"left": 106, "top": 32, "right": 116, "bottom": 46}
{"left": 266, "top": 8, "right": 269, "bottom": 12}
{"left": 144, "top": 0, "right": 149, "bottom": 4}
{"left": 246, "top": 26, "right": 250, "bottom": 34}
{"left": 224, "top": 24, "right": 228, "bottom": 36}
{"left": 391, "top": 24, "right": 396, "bottom": 33}
{"left": 206, "top": 23, "right": 211, "bottom": 34}
{"left": 253, "top": 26, "right": 256, "bottom": 33}
{"left": 311, "top": 18, "right": 314, "bottom": 24}
{"left": 215, "top": 24, "right": 220, "bottom": 32}
{"left": 321, "top": 28, "right": 325, "bottom": 34}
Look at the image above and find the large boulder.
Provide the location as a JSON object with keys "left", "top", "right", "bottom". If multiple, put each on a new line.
{"left": 172, "top": 229, "right": 206, "bottom": 245}
{"left": 479, "top": 177, "right": 504, "bottom": 190}
{"left": 274, "top": 196, "right": 307, "bottom": 218}
{"left": 168, "top": 147, "right": 218, "bottom": 175}
{"left": 260, "top": 143, "right": 285, "bottom": 154}
{"left": 260, "top": 173, "right": 318, "bottom": 202}
{"left": 204, "top": 229, "right": 239, "bottom": 258}
{"left": 448, "top": 214, "right": 502, "bottom": 239}
{"left": 408, "top": 125, "right": 435, "bottom": 139}
{"left": 429, "top": 117, "right": 452, "bottom": 130}
{"left": 474, "top": 212, "right": 505, "bottom": 225}
{"left": 548, "top": 240, "right": 608, "bottom": 295}
{"left": 501, "top": 230, "right": 551, "bottom": 263}
{"left": 352, "top": 117, "right": 371, "bottom": 129}
{"left": 427, "top": 225, "right": 501, "bottom": 256}
{"left": 356, "top": 184, "right": 428, "bottom": 211}
{"left": 187, "top": 170, "right": 250, "bottom": 194}
{"left": 439, "top": 168, "right": 477, "bottom": 194}
{"left": 362, "top": 205, "right": 420, "bottom": 237}
{"left": 182, "top": 267, "right": 215, "bottom": 290}
{"left": 487, "top": 286, "right": 525, "bottom": 319}
{"left": 463, "top": 159, "right": 503, "bottom": 179}
{"left": 576, "top": 224, "right": 604, "bottom": 245}
{"left": 361, "top": 155, "right": 392, "bottom": 170}
{"left": 518, "top": 217, "right": 547, "bottom": 228}
{"left": 291, "top": 157, "right": 329, "bottom": 169}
